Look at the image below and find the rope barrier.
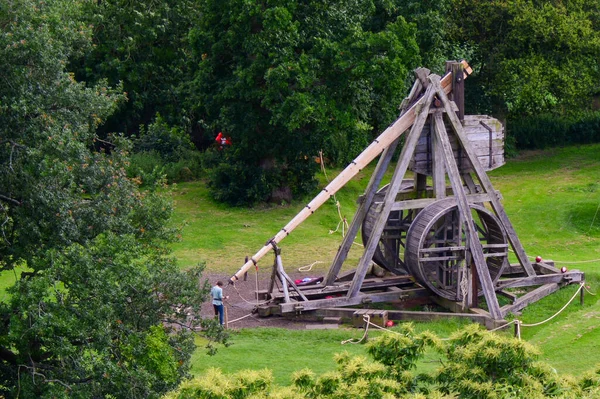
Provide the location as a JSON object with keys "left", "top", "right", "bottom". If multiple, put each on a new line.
{"left": 584, "top": 285, "right": 597, "bottom": 296}
{"left": 228, "top": 313, "right": 256, "bottom": 324}
{"left": 341, "top": 315, "right": 406, "bottom": 345}
{"left": 519, "top": 282, "right": 584, "bottom": 327}
{"left": 341, "top": 282, "right": 590, "bottom": 344}
{"left": 341, "top": 315, "right": 371, "bottom": 344}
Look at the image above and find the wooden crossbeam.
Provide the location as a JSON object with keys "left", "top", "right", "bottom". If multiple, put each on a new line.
{"left": 346, "top": 84, "right": 436, "bottom": 298}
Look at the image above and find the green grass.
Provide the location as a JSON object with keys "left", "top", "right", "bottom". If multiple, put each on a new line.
{"left": 190, "top": 318, "right": 473, "bottom": 386}
{"left": 1, "top": 143, "right": 599, "bottom": 386}
{"left": 169, "top": 166, "right": 381, "bottom": 274}
{"left": 177, "top": 143, "right": 600, "bottom": 384}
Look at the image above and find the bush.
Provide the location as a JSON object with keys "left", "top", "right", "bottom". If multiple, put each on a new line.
{"left": 128, "top": 115, "right": 205, "bottom": 186}
{"left": 164, "top": 324, "right": 600, "bottom": 398}
{"left": 207, "top": 152, "right": 318, "bottom": 207}
{"left": 508, "top": 111, "right": 600, "bottom": 150}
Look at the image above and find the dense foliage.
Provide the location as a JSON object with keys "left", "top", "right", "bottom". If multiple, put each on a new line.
{"left": 0, "top": 1, "right": 224, "bottom": 397}
{"left": 70, "top": 0, "right": 197, "bottom": 136}
{"left": 49, "top": 0, "right": 600, "bottom": 205}
{"left": 448, "top": 0, "right": 600, "bottom": 118}
{"left": 184, "top": 0, "right": 420, "bottom": 205}
{"left": 165, "top": 324, "right": 600, "bottom": 399}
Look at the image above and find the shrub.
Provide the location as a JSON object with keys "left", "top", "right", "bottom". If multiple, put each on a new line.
{"left": 508, "top": 111, "right": 600, "bottom": 150}
{"left": 128, "top": 116, "right": 205, "bottom": 185}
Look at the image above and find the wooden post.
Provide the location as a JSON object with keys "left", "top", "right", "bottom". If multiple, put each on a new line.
{"left": 415, "top": 173, "right": 427, "bottom": 198}
{"left": 431, "top": 118, "right": 446, "bottom": 199}
{"left": 431, "top": 98, "right": 502, "bottom": 319}
{"left": 347, "top": 84, "right": 436, "bottom": 298}
{"left": 451, "top": 62, "right": 465, "bottom": 121}
{"left": 324, "top": 139, "right": 399, "bottom": 285}
{"left": 434, "top": 72, "right": 536, "bottom": 278}
{"left": 470, "top": 261, "right": 478, "bottom": 308}
{"left": 580, "top": 284, "right": 585, "bottom": 306}
{"left": 224, "top": 306, "right": 228, "bottom": 330}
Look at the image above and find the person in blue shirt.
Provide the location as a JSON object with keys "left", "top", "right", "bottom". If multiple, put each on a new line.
{"left": 210, "top": 281, "right": 228, "bottom": 326}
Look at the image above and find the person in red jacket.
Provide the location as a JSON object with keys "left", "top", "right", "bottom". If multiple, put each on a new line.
{"left": 215, "top": 132, "right": 232, "bottom": 149}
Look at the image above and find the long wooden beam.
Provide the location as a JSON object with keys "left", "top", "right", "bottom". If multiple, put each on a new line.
{"left": 229, "top": 61, "right": 472, "bottom": 283}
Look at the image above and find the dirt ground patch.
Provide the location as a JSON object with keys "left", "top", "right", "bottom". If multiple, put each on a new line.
{"left": 201, "top": 272, "right": 323, "bottom": 330}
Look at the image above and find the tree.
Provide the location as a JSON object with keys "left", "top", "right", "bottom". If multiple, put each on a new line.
{"left": 448, "top": 0, "right": 600, "bottom": 117}
{"left": 185, "top": 0, "right": 420, "bottom": 206}
{"left": 70, "top": 0, "right": 199, "bottom": 137}
{"left": 0, "top": 1, "right": 223, "bottom": 397}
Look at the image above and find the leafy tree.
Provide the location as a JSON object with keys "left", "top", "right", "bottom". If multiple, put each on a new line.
{"left": 185, "top": 0, "right": 420, "bottom": 205}
{"left": 0, "top": 1, "right": 223, "bottom": 397}
{"left": 70, "top": 0, "right": 199, "bottom": 137}
{"left": 448, "top": 0, "right": 600, "bottom": 117}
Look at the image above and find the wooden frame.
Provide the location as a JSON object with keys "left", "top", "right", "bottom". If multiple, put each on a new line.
{"left": 232, "top": 61, "right": 584, "bottom": 325}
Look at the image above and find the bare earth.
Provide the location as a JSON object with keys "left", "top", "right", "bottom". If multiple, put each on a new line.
{"left": 201, "top": 272, "right": 320, "bottom": 330}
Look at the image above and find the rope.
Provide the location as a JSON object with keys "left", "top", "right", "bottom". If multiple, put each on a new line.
{"left": 519, "top": 282, "right": 584, "bottom": 327}
{"left": 341, "top": 315, "right": 405, "bottom": 345}
{"left": 341, "top": 315, "right": 371, "bottom": 344}
{"left": 230, "top": 267, "right": 271, "bottom": 306}
{"left": 584, "top": 285, "right": 597, "bottom": 296}
{"left": 320, "top": 150, "right": 348, "bottom": 237}
{"left": 298, "top": 260, "right": 325, "bottom": 272}
{"left": 341, "top": 282, "right": 590, "bottom": 344}
{"left": 228, "top": 313, "right": 256, "bottom": 324}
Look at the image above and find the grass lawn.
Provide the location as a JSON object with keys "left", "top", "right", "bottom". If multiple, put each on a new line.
{"left": 190, "top": 318, "right": 474, "bottom": 386}
{"left": 176, "top": 143, "right": 600, "bottom": 385}
{"left": 1, "top": 143, "right": 598, "bottom": 386}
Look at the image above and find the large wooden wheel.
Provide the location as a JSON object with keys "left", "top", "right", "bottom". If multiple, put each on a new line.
{"left": 405, "top": 198, "right": 508, "bottom": 301}
{"left": 361, "top": 183, "right": 416, "bottom": 275}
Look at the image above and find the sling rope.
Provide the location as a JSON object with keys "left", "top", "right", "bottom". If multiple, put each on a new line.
{"left": 231, "top": 265, "right": 271, "bottom": 306}
{"left": 319, "top": 150, "right": 349, "bottom": 237}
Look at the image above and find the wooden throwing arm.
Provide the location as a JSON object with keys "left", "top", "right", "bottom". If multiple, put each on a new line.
{"left": 229, "top": 61, "right": 472, "bottom": 284}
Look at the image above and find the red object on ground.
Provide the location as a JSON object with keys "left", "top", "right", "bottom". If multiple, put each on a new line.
{"left": 560, "top": 266, "right": 568, "bottom": 273}
{"left": 535, "top": 256, "right": 542, "bottom": 263}
{"left": 215, "top": 132, "right": 223, "bottom": 142}
{"left": 385, "top": 320, "right": 394, "bottom": 327}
